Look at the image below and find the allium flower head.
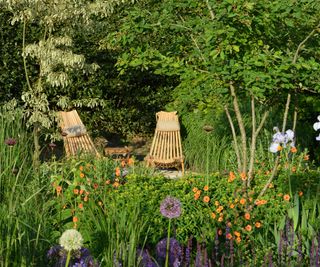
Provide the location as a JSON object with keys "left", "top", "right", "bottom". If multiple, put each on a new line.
{"left": 160, "top": 196, "right": 181, "bottom": 219}
{"left": 59, "top": 229, "right": 83, "bottom": 251}
{"left": 313, "top": 115, "right": 320, "bottom": 141}
{"left": 5, "top": 138, "right": 17, "bottom": 146}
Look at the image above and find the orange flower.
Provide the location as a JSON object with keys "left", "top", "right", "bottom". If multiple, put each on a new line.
{"left": 73, "top": 216, "right": 78, "bottom": 223}
{"left": 80, "top": 172, "right": 85, "bottom": 178}
{"left": 203, "top": 196, "right": 210, "bottom": 203}
{"left": 218, "top": 216, "right": 224, "bottom": 222}
{"left": 240, "top": 172, "right": 247, "bottom": 181}
{"left": 234, "top": 231, "right": 241, "bottom": 237}
{"left": 255, "top": 200, "right": 261, "bottom": 206}
{"left": 194, "top": 193, "right": 200, "bottom": 200}
{"left": 79, "top": 165, "right": 84, "bottom": 171}
{"left": 277, "top": 145, "right": 283, "bottom": 151}
{"left": 93, "top": 183, "right": 99, "bottom": 190}
{"left": 84, "top": 196, "right": 88, "bottom": 202}
{"left": 78, "top": 203, "right": 83, "bottom": 209}
{"left": 260, "top": 199, "right": 267, "bottom": 205}
{"left": 304, "top": 155, "right": 309, "bottom": 161}
{"left": 121, "top": 160, "right": 126, "bottom": 168}
{"left": 283, "top": 194, "right": 290, "bottom": 201}
{"left": 268, "top": 183, "right": 274, "bottom": 188}
{"left": 240, "top": 198, "right": 246, "bottom": 205}
{"left": 115, "top": 167, "right": 121, "bottom": 177}
{"left": 214, "top": 201, "right": 220, "bottom": 206}
{"left": 211, "top": 212, "right": 216, "bottom": 219}
{"left": 113, "top": 182, "right": 120, "bottom": 188}
{"left": 229, "top": 203, "right": 235, "bottom": 209}
{"left": 128, "top": 158, "right": 134, "bottom": 165}
{"left": 56, "top": 186, "right": 62, "bottom": 194}
{"left": 105, "top": 180, "right": 111, "bottom": 185}
{"left": 236, "top": 237, "right": 241, "bottom": 243}
{"left": 226, "top": 233, "right": 233, "bottom": 240}
{"left": 73, "top": 189, "right": 79, "bottom": 195}
{"left": 290, "top": 147, "right": 297, "bottom": 153}
{"left": 298, "top": 191, "right": 303, "bottom": 197}
{"left": 228, "top": 171, "right": 236, "bottom": 182}
{"left": 291, "top": 166, "right": 297, "bottom": 173}
{"left": 192, "top": 187, "right": 198, "bottom": 193}
{"left": 217, "top": 206, "right": 224, "bottom": 213}
{"left": 255, "top": 221, "right": 261, "bottom": 228}
{"left": 245, "top": 225, "right": 252, "bottom": 231}
{"left": 203, "top": 185, "right": 209, "bottom": 191}
{"left": 244, "top": 213, "right": 251, "bottom": 220}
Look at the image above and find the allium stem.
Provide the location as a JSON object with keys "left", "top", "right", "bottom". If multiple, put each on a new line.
{"left": 65, "top": 250, "right": 71, "bottom": 267}
{"left": 165, "top": 219, "right": 171, "bottom": 267}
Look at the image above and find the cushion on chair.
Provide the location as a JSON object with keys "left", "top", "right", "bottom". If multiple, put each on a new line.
{"left": 62, "top": 124, "right": 87, "bottom": 137}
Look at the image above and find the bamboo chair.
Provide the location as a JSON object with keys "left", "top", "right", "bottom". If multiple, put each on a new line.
{"left": 58, "top": 110, "right": 100, "bottom": 158}
{"left": 146, "top": 111, "right": 184, "bottom": 173}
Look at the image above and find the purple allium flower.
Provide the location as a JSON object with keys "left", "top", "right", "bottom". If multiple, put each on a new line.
{"left": 156, "top": 238, "right": 182, "bottom": 266}
{"left": 160, "top": 196, "right": 181, "bottom": 219}
{"left": 4, "top": 138, "right": 17, "bottom": 146}
{"left": 137, "top": 248, "right": 157, "bottom": 267}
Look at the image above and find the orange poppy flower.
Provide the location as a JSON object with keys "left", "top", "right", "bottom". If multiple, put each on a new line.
{"left": 79, "top": 166, "right": 84, "bottom": 171}
{"left": 217, "top": 206, "right": 224, "bottom": 213}
{"left": 192, "top": 187, "right": 198, "bottom": 193}
{"left": 268, "top": 183, "right": 274, "bottom": 188}
{"left": 128, "top": 158, "right": 134, "bottom": 165}
{"left": 194, "top": 193, "right": 200, "bottom": 200}
{"left": 105, "top": 180, "right": 111, "bottom": 185}
{"left": 79, "top": 189, "right": 84, "bottom": 195}
{"left": 298, "top": 191, "right": 303, "bottom": 197}
{"left": 203, "top": 196, "right": 210, "bottom": 203}
{"left": 113, "top": 182, "right": 120, "bottom": 188}
{"left": 304, "top": 155, "right": 309, "bottom": 161}
{"left": 73, "top": 216, "right": 78, "bottom": 223}
{"left": 240, "top": 198, "right": 246, "bottom": 205}
{"left": 80, "top": 172, "right": 85, "bottom": 178}
{"left": 229, "top": 203, "right": 235, "bottom": 209}
{"left": 245, "top": 225, "right": 252, "bottom": 231}
{"left": 291, "top": 166, "right": 297, "bottom": 173}
{"left": 203, "top": 185, "right": 209, "bottom": 191}
{"left": 211, "top": 212, "right": 216, "bottom": 219}
{"left": 240, "top": 172, "right": 247, "bottom": 181}
{"left": 255, "top": 221, "right": 261, "bottom": 228}
{"left": 226, "top": 233, "right": 233, "bottom": 240}
{"left": 255, "top": 200, "right": 261, "bottom": 206}
{"left": 214, "top": 201, "right": 220, "bottom": 206}
{"left": 73, "top": 189, "right": 79, "bottom": 195}
{"left": 277, "top": 145, "right": 282, "bottom": 151}
{"left": 283, "top": 194, "right": 290, "bottom": 201}
{"left": 236, "top": 237, "right": 241, "bottom": 243}
{"left": 290, "top": 147, "right": 297, "bottom": 153}
{"left": 218, "top": 216, "right": 224, "bottom": 222}
{"left": 115, "top": 167, "right": 121, "bottom": 177}
{"left": 244, "top": 213, "right": 251, "bottom": 220}
{"left": 78, "top": 203, "right": 83, "bottom": 209}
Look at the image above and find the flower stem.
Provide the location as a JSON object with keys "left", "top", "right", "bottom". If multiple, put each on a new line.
{"left": 65, "top": 250, "right": 71, "bottom": 267}
{"left": 165, "top": 219, "right": 171, "bottom": 267}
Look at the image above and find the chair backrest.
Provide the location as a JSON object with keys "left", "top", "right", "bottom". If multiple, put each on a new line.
{"left": 58, "top": 110, "right": 99, "bottom": 157}
{"left": 148, "top": 111, "right": 183, "bottom": 164}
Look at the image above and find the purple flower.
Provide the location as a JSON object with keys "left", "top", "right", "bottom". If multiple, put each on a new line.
{"left": 156, "top": 238, "right": 182, "bottom": 266}
{"left": 4, "top": 138, "right": 17, "bottom": 146}
{"left": 137, "top": 248, "right": 157, "bottom": 267}
{"left": 160, "top": 196, "right": 181, "bottom": 219}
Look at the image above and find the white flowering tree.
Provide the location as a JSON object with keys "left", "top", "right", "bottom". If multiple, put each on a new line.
{"left": 0, "top": 0, "right": 126, "bottom": 168}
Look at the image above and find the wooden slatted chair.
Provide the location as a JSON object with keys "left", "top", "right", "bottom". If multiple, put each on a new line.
{"left": 58, "top": 110, "right": 100, "bottom": 157}
{"left": 146, "top": 111, "right": 184, "bottom": 173}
